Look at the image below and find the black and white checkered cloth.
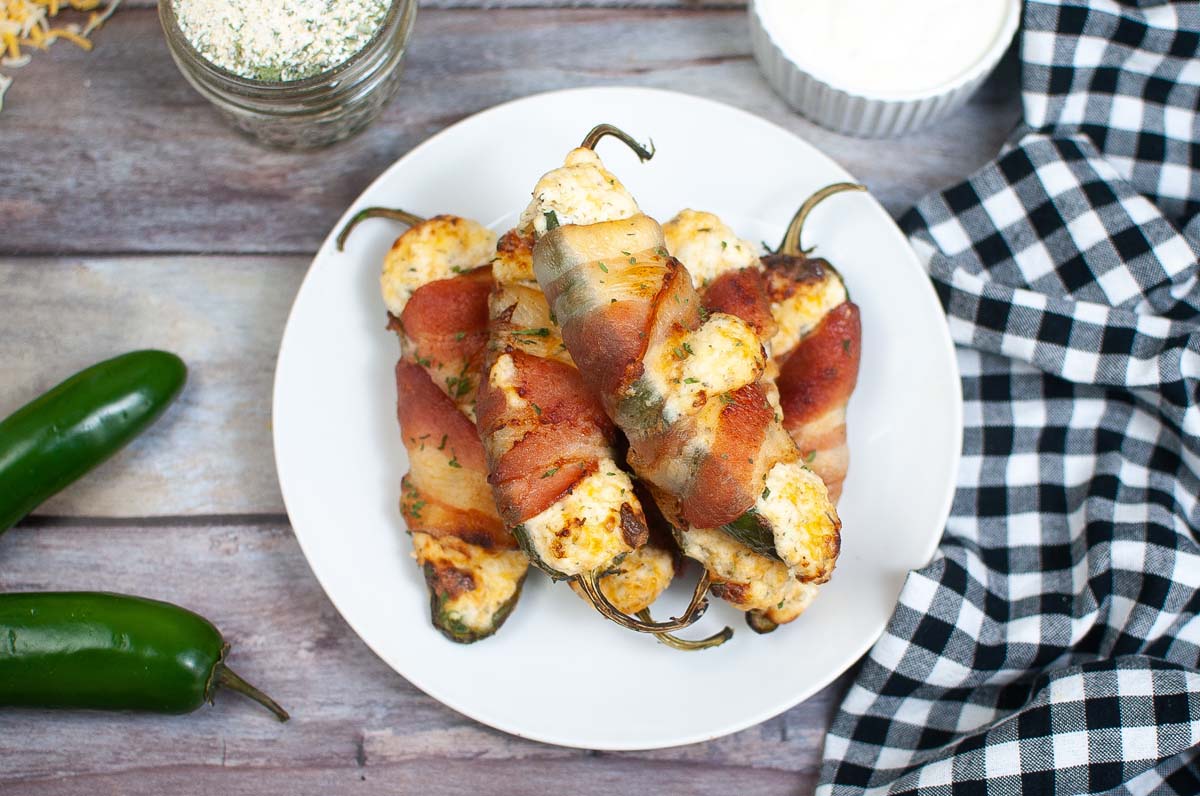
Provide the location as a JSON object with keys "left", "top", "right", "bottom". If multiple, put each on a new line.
{"left": 819, "top": 2, "right": 1200, "bottom": 793}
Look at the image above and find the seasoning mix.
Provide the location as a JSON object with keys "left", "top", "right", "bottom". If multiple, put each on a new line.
{"left": 171, "top": 0, "right": 390, "bottom": 82}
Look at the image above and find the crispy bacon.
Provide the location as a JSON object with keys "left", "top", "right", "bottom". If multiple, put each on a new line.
{"left": 478, "top": 357, "right": 615, "bottom": 524}
{"left": 476, "top": 229, "right": 650, "bottom": 580}
{"left": 536, "top": 216, "right": 792, "bottom": 531}
{"left": 697, "top": 251, "right": 862, "bottom": 505}
{"left": 681, "top": 383, "right": 777, "bottom": 527}
{"left": 777, "top": 301, "right": 861, "bottom": 502}
{"left": 395, "top": 359, "right": 512, "bottom": 550}
{"left": 703, "top": 267, "right": 776, "bottom": 342}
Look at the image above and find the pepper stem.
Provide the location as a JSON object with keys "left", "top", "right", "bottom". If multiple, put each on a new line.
{"left": 579, "top": 123, "right": 656, "bottom": 162}
{"left": 337, "top": 207, "right": 428, "bottom": 251}
{"left": 573, "top": 569, "right": 710, "bottom": 633}
{"left": 216, "top": 665, "right": 290, "bottom": 722}
{"left": 577, "top": 569, "right": 711, "bottom": 633}
{"left": 635, "top": 609, "right": 733, "bottom": 650}
{"left": 776, "top": 183, "right": 867, "bottom": 257}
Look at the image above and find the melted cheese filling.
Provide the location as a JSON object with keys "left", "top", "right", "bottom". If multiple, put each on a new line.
{"left": 489, "top": 283, "right": 572, "bottom": 366}
{"left": 380, "top": 216, "right": 497, "bottom": 317}
{"left": 520, "top": 457, "right": 639, "bottom": 577}
{"left": 754, "top": 459, "right": 839, "bottom": 576}
{"left": 662, "top": 209, "right": 760, "bottom": 288}
{"left": 679, "top": 526, "right": 791, "bottom": 610}
{"left": 519, "top": 148, "right": 640, "bottom": 237}
{"left": 488, "top": 353, "right": 524, "bottom": 412}
{"left": 679, "top": 526, "right": 817, "bottom": 622}
{"left": 411, "top": 532, "right": 527, "bottom": 632}
{"left": 571, "top": 544, "right": 674, "bottom": 615}
{"left": 770, "top": 275, "right": 847, "bottom": 359}
{"left": 644, "top": 312, "right": 766, "bottom": 425}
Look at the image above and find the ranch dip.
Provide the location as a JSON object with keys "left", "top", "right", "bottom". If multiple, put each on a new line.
{"left": 756, "top": 0, "right": 1013, "bottom": 97}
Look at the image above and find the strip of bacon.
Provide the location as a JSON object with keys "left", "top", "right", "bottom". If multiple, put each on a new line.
{"left": 371, "top": 214, "right": 528, "bottom": 644}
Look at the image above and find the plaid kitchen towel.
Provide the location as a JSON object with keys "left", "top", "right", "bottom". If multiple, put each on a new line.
{"left": 819, "top": 2, "right": 1200, "bottom": 794}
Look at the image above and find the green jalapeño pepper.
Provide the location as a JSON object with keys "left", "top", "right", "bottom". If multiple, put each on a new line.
{"left": 0, "top": 350, "right": 187, "bottom": 534}
{"left": 0, "top": 592, "right": 288, "bottom": 720}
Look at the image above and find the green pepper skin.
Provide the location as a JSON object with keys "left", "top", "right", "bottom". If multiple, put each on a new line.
{"left": 511, "top": 523, "right": 571, "bottom": 581}
{"left": 426, "top": 567, "right": 527, "bottom": 644}
{"left": 720, "top": 509, "right": 783, "bottom": 562}
{"left": 0, "top": 351, "right": 187, "bottom": 534}
{"left": 0, "top": 592, "right": 287, "bottom": 720}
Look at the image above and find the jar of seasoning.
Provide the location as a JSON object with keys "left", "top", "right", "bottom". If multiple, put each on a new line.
{"left": 159, "top": 0, "right": 416, "bottom": 149}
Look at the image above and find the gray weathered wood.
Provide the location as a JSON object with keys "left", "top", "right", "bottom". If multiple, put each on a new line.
{"left": 0, "top": 8, "right": 1021, "bottom": 256}
{"left": 0, "top": 257, "right": 302, "bottom": 518}
{"left": 0, "top": 523, "right": 850, "bottom": 794}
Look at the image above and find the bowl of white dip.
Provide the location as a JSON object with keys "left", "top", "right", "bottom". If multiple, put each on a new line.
{"left": 749, "top": 0, "right": 1020, "bottom": 138}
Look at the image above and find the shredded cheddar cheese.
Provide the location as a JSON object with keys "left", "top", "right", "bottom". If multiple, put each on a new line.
{"left": 0, "top": 0, "right": 119, "bottom": 111}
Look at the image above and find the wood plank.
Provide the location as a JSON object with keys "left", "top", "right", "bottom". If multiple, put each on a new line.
{"left": 0, "top": 257, "right": 303, "bottom": 518}
{"left": 11, "top": 760, "right": 813, "bottom": 796}
{"left": 0, "top": 522, "right": 850, "bottom": 793}
{"left": 0, "top": 8, "right": 1021, "bottom": 256}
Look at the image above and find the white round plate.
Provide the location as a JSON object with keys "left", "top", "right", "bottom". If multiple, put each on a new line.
{"left": 273, "top": 87, "right": 962, "bottom": 750}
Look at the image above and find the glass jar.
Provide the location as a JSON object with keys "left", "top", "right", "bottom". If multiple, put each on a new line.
{"left": 158, "top": 0, "right": 416, "bottom": 149}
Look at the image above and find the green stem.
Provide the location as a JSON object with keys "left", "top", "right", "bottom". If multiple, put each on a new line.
{"left": 217, "top": 666, "right": 290, "bottom": 722}
{"left": 776, "top": 183, "right": 867, "bottom": 257}
{"left": 635, "top": 609, "right": 733, "bottom": 650}
{"left": 577, "top": 569, "right": 710, "bottom": 633}
{"left": 579, "top": 123, "right": 656, "bottom": 162}
{"left": 337, "top": 207, "right": 428, "bottom": 251}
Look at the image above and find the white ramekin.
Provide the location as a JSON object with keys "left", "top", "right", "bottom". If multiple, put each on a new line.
{"left": 748, "top": 0, "right": 1021, "bottom": 138}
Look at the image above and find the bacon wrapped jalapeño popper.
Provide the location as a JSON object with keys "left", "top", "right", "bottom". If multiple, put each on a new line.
{"left": 526, "top": 133, "right": 842, "bottom": 603}
{"left": 475, "top": 129, "right": 720, "bottom": 639}
{"left": 666, "top": 184, "right": 864, "bottom": 503}
{"left": 340, "top": 209, "right": 529, "bottom": 643}
{"left": 661, "top": 187, "right": 863, "bottom": 632}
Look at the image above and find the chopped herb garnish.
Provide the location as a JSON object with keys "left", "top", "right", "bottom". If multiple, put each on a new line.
{"left": 513, "top": 327, "right": 551, "bottom": 337}
{"left": 532, "top": 403, "right": 542, "bottom": 415}
{"left": 454, "top": 331, "right": 466, "bottom": 341}
{"left": 541, "top": 466, "right": 559, "bottom": 479}
{"left": 446, "top": 373, "right": 471, "bottom": 399}
{"left": 437, "top": 434, "right": 448, "bottom": 451}
{"left": 544, "top": 210, "right": 560, "bottom": 230}
{"left": 598, "top": 261, "right": 609, "bottom": 273}
{"left": 673, "top": 346, "right": 688, "bottom": 360}
{"left": 682, "top": 342, "right": 694, "bottom": 356}
{"left": 842, "top": 338, "right": 852, "bottom": 354}
{"left": 684, "top": 377, "right": 699, "bottom": 384}
{"left": 805, "top": 450, "right": 817, "bottom": 463}
{"left": 721, "top": 241, "right": 728, "bottom": 249}
{"left": 447, "top": 454, "right": 462, "bottom": 468}
{"left": 762, "top": 486, "right": 771, "bottom": 500}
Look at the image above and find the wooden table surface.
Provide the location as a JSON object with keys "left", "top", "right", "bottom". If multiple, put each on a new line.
{"left": 0, "top": 4, "right": 1020, "bottom": 793}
